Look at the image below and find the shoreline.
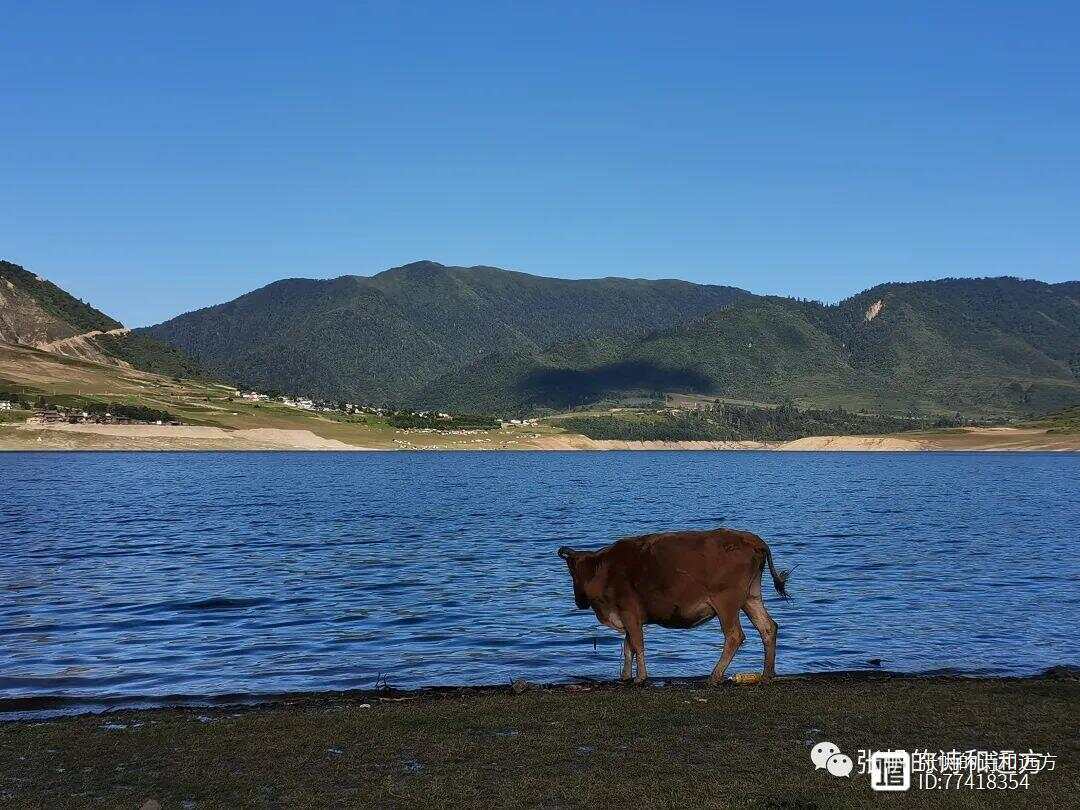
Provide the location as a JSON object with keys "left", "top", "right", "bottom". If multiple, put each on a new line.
{"left": 2, "top": 422, "right": 1078, "bottom": 452}
{"left": 2, "top": 667, "right": 1075, "bottom": 721}
{"left": 3, "top": 670, "right": 1076, "bottom": 806}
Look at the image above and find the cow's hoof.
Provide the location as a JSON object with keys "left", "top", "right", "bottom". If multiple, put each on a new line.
{"left": 706, "top": 676, "right": 729, "bottom": 688}
{"left": 632, "top": 678, "right": 648, "bottom": 687}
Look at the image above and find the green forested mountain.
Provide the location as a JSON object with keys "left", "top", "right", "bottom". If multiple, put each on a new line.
{"left": 138, "top": 261, "right": 1079, "bottom": 417}
{"left": 416, "top": 277, "right": 1080, "bottom": 416}
{"left": 11, "top": 256, "right": 1075, "bottom": 421}
{"left": 141, "top": 261, "right": 748, "bottom": 402}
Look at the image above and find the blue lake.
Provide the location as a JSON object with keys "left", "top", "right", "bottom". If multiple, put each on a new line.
{"left": 1, "top": 451, "right": 1077, "bottom": 714}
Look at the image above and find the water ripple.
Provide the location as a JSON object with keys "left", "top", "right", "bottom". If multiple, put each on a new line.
{"left": 1, "top": 450, "right": 1078, "bottom": 713}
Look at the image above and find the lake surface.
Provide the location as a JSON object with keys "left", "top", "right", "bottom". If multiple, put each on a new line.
{"left": 2, "top": 451, "right": 1077, "bottom": 715}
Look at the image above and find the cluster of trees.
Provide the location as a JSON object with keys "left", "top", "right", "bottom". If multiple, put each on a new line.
{"left": 85, "top": 402, "right": 177, "bottom": 423}
{"left": 385, "top": 411, "right": 500, "bottom": 431}
{"left": 560, "top": 404, "right": 965, "bottom": 442}
{"left": 94, "top": 332, "right": 206, "bottom": 379}
{"left": 1039, "top": 406, "right": 1080, "bottom": 434}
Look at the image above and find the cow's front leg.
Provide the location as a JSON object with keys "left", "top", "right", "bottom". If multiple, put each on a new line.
{"left": 627, "top": 621, "right": 647, "bottom": 684}
{"left": 620, "top": 636, "right": 633, "bottom": 681}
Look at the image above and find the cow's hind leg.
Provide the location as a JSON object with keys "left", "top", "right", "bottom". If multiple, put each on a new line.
{"left": 620, "top": 636, "right": 633, "bottom": 681}
{"left": 627, "top": 620, "right": 648, "bottom": 684}
{"left": 707, "top": 598, "right": 745, "bottom": 686}
{"left": 743, "top": 590, "right": 779, "bottom": 681}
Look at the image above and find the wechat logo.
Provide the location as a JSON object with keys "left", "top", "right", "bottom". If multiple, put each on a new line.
{"left": 811, "top": 741, "right": 854, "bottom": 777}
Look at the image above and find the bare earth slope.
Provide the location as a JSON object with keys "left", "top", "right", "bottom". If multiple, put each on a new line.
{"left": 0, "top": 260, "right": 121, "bottom": 346}
{"left": 0, "top": 260, "right": 207, "bottom": 375}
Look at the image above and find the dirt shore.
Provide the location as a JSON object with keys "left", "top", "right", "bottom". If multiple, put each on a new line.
{"left": 775, "top": 435, "right": 929, "bottom": 451}
{"left": 2, "top": 422, "right": 1078, "bottom": 452}
{"left": 521, "top": 435, "right": 769, "bottom": 451}
{"left": 1, "top": 672, "right": 1076, "bottom": 808}
{"left": 0, "top": 423, "right": 378, "bottom": 451}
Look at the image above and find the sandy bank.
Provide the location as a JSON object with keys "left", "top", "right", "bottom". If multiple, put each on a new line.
{"left": 2, "top": 422, "right": 1077, "bottom": 452}
{"left": 904, "top": 426, "right": 1080, "bottom": 451}
{"left": 2, "top": 671, "right": 1075, "bottom": 807}
{"left": 591, "top": 439, "right": 769, "bottom": 450}
{"left": 510, "top": 427, "right": 1080, "bottom": 452}
{"left": 0, "top": 423, "right": 376, "bottom": 451}
{"left": 521, "top": 434, "right": 768, "bottom": 450}
{"left": 775, "top": 435, "right": 930, "bottom": 451}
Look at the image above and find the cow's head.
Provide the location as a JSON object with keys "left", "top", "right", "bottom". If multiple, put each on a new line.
{"left": 558, "top": 546, "right": 591, "bottom": 609}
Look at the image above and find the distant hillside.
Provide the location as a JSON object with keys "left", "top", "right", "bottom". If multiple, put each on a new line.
{"left": 20, "top": 255, "right": 1073, "bottom": 419}
{"left": 414, "top": 298, "right": 854, "bottom": 413}
{"left": 417, "top": 277, "right": 1080, "bottom": 417}
{"left": 0, "top": 259, "right": 206, "bottom": 378}
{"left": 141, "top": 261, "right": 749, "bottom": 403}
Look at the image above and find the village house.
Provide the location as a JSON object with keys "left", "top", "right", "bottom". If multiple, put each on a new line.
{"left": 501, "top": 417, "right": 541, "bottom": 427}
{"left": 277, "top": 395, "right": 316, "bottom": 410}
{"left": 29, "top": 408, "right": 67, "bottom": 424}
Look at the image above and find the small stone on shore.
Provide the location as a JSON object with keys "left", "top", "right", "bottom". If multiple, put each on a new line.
{"left": 510, "top": 679, "right": 533, "bottom": 695}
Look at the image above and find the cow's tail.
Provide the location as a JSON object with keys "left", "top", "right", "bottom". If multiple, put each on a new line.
{"left": 762, "top": 542, "right": 792, "bottom": 600}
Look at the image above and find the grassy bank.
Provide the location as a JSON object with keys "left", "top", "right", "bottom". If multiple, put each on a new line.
{"left": 4, "top": 342, "right": 1080, "bottom": 451}
{"left": 2, "top": 672, "right": 1076, "bottom": 808}
{"left": 0, "top": 342, "right": 565, "bottom": 450}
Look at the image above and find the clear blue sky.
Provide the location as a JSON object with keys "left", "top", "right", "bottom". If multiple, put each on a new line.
{"left": 3, "top": 2, "right": 1078, "bottom": 326}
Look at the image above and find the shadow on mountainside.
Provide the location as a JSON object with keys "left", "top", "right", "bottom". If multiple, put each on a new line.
{"left": 520, "top": 361, "right": 715, "bottom": 409}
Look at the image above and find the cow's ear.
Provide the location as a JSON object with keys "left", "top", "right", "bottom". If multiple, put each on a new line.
{"left": 557, "top": 546, "right": 573, "bottom": 560}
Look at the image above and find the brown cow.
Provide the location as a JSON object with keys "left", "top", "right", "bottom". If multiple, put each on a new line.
{"left": 558, "top": 528, "right": 790, "bottom": 684}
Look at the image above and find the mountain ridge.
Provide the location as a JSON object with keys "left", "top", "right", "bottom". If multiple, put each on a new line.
{"left": 7, "top": 258, "right": 1076, "bottom": 418}
{"left": 412, "top": 275, "right": 1080, "bottom": 416}
{"left": 141, "top": 261, "right": 751, "bottom": 403}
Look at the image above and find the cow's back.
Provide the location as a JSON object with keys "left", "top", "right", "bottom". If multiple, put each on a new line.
{"left": 600, "top": 529, "right": 764, "bottom": 625}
